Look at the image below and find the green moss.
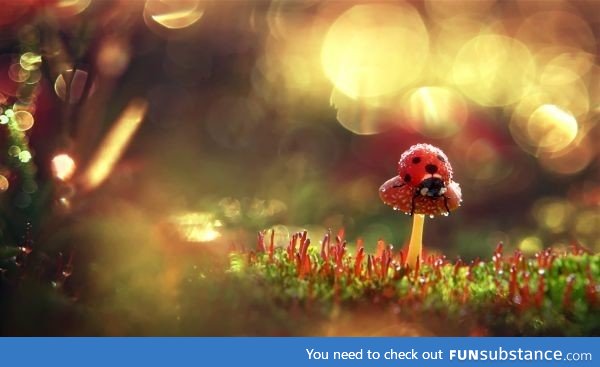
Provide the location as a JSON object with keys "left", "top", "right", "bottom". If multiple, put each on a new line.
{"left": 231, "top": 230, "right": 600, "bottom": 336}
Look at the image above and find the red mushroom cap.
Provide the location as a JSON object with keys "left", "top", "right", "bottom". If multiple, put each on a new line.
{"left": 380, "top": 143, "right": 462, "bottom": 217}
{"left": 379, "top": 176, "right": 462, "bottom": 216}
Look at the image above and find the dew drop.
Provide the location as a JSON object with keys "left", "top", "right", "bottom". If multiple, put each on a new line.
{"left": 442, "top": 212, "right": 449, "bottom": 217}
{"left": 538, "top": 269, "right": 545, "bottom": 275}
{"left": 429, "top": 214, "right": 434, "bottom": 219}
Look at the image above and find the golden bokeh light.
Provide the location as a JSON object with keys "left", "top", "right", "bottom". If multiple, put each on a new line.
{"left": 330, "top": 88, "right": 388, "bottom": 135}
{"left": 0, "top": 175, "right": 9, "bottom": 192}
{"left": 54, "top": 69, "right": 94, "bottom": 104}
{"left": 266, "top": 0, "right": 321, "bottom": 40}
{"left": 80, "top": 99, "right": 148, "bottom": 192}
{"left": 538, "top": 65, "right": 589, "bottom": 96}
{"left": 515, "top": 0, "right": 574, "bottom": 15}
{"left": 533, "top": 198, "right": 574, "bottom": 234}
{"left": 452, "top": 34, "right": 535, "bottom": 106}
{"left": 24, "top": 69, "right": 42, "bottom": 85}
{"left": 526, "top": 104, "right": 578, "bottom": 152}
{"left": 51, "top": 153, "right": 76, "bottom": 181}
{"left": 20, "top": 52, "right": 42, "bottom": 71}
{"left": 429, "top": 16, "right": 488, "bottom": 83}
{"left": 218, "top": 197, "right": 242, "bottom": 220}
{"left": 540, "top": 50, "right": 595, "bottom": 83}
{"left": 574, "top": 210, "right": 600, "bottom": 237}
{"left": 170, "top": 212, "right": 223, "bottom": 243}
{"left": 97, "top": 37, "right": 131, "bottom": 77}
{"left": 18, "top": 150, "right": 32, "bottom": 163}
{"left": 8, "top": 145, "right": 20, "bottom": 157}
{"left": 8, "top": 63, "right": 29, "bottom": 83}
{"left": 588, "top": 66, "right": 600, "bottom": 113}
{"left": 144, "top": 0, "right": 205, "bottom": 30}
{"left": 425, "top": 0, "right": 496, "bottom": 20}
{"left": 538, "top": 137, "right": 593, "bottom": 175}
{"left": 510, "top": 75, "right": 589, "bottom": 156}
{"left": 518, "top": 236, "right": 542, "bottom": 254}
{"left": 516, "top": 11, "right": 596, "bottom": 53}
{"left": 256, "top": 19, "right": 329, "bottom": 103}
{"left": 402, "top": 86, "right": 468, "bottom": 138}
{"left": 13, "top": 110, "right": 34, "bottom": 131}
{"left": 248, "top": 198, "right": 288, "bottom": 220}
{"left": 321, "top": 3, "right": 429, "bottom": 99}
{"left": 53, "top": 0, "right": 91, "bottom": 17}
{"left": 463, "top": 139, "right": 511, "bottom": 184}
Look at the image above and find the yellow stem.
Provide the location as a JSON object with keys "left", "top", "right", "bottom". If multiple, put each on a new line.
{"left": 405, "top": 214, "right": 424, "bottom": 269}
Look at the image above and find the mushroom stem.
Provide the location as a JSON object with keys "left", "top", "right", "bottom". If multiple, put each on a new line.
{"left": 405, "top": 214, "right": 425, "bottom": 269}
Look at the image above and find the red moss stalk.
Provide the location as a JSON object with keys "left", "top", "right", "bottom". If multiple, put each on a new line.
{"left": 354, "top": 246, "right": 365, "bottom": 277}
{"left": 535, "top": 276, "right": 545, "bottom": 308}
{"left": 563, "top": 275, "right": 576, "bottom": 311}
{"left": 257, "top": 232, "right": 265, "bottom": 252}
{"left": 268, "top": 229, "right": 275, "bottom": 262}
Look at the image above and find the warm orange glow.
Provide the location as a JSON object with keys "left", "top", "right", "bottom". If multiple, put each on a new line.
{"left": 79, "top": 99, "right": 148, "bottom": 191}
{"left": 51, "top": 153, "right": 76, "bottom": 181}
{"left": 170, "top": 212, "right": 223, "bottom": 243}
{"left": 97, "top": 37, "right": 131, "bottom": 77}
{"left": 0, "top": 175, "right": 9, "bottom": 192}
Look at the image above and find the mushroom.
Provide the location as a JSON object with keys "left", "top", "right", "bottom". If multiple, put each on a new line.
{"left": 379, "top": 144, "right": 462, "bottom": 269}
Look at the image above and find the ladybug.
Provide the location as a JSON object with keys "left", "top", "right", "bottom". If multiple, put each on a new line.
{"left": 379, "top": 143, "right": 461, "bottom": 216}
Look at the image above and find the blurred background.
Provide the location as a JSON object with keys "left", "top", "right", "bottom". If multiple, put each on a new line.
{"left": 0, "top": 0, "right": 599, "bottom": 266}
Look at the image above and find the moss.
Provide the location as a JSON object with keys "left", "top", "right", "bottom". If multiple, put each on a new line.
{"left": 231, "top": 230, "right": 600, "bottom": 336}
